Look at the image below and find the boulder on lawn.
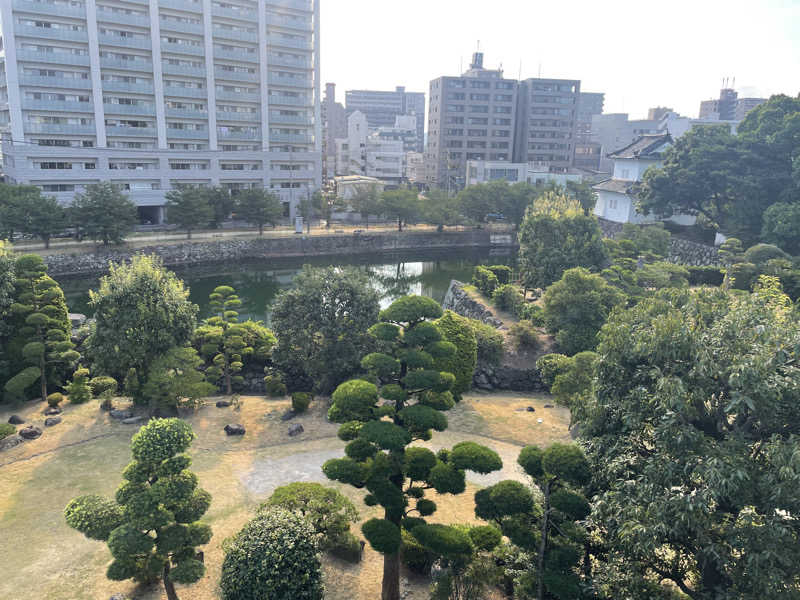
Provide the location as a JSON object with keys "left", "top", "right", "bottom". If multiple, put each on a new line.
{"left": 288, "top": 423, "right": 304, "bottom": 437}
{"left": 19, "top": 425, "right": 42, "bottom": 440}
{"left": 0, "top": 435, "right": 22, "bottom": 450}
{"left": 121, "top": 416, "right": 144, "bottom": 425}
{"left": 526, "top": 406, "right": 535, "bottom": 412}
{"left": 43, "top": 406, "right": 62, "bottom": 416}
{"left": 110, "top": 409, "right": 134, "bottom": 420}
{"left": 543, "top": 404, "right": 554, "bottom": 409}
{"left": 225, "top": 424, "right": 246, "bottom": 436}
{"left": 216, "top": 400, "right": 232, "bottom": 408}
{"left": 280, "top": 410, "right": 296, "bottom": 422}
{"left": 8, "top": 415, "right": 24, "bottom": 425}
{"left": 45, "top": 416, "right": 62, "bottom": 427}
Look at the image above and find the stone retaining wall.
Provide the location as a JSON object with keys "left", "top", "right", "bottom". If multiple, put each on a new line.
{"left": 442, "top": 280, "right": 503, "bottom": 328}
{"left": 598, "top": 218, "right": 719, "bottom": 266}
{"left": 43, "top": 229, "right": 507, "bottom": 277}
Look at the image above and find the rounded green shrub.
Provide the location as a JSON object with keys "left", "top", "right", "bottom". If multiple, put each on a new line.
{"left": 67, "top": 368, "right": 92, "bottom": 404}
{"left": 728, "top": 262, "right": 758, "bottom": 291}
{"left": 264, "top": 373, "right": 288, "bottom": 397}
{"left": 220, "top": 508, "right": 323, "bottom": 600}
{"left": 328, "top": 531, "right": 362, "bottom": 563}
{"left": 0, "top": 423, "right": 16, "bottom": 441}
{"left": 472, "top": 266, "right": 499, "bottom": 296}
{"left": 63, "top": 494, "right": 125, "bottom": 541}
{"left": 492, "top": 284, "right": 524, "bottom": 315}
{"left": 291, "top": 392, "right": 312, "bottom": 413}
{"left": 687, "top": 266, "right": 725, "bottom": 287}
{"left": 509, "top": 320, "right": 540, "bottom": 351}
{"left": 401, "top": 529, "right": 437, "bottom": 575}
{"left": 743, "top": 243, "right": 788, "bottom": 265}
{"left": 468, "top": 319, "right": 504, "bottom": 365}
{"left": 536, "top": 353, "right": 570, "bottom": 389}
{"left": 362, "top": 518, "right": 402, "bottom": 554}
{"left": 488, "top": 265, "right": 512, "bottom": 285}
{"left": 47, "top": 392, "right": 64, "bottom": 407}
{"left": 89, "top": 376, "right": 118, "bottom": 396}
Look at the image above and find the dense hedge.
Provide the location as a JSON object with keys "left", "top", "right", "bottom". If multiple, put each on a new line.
{"left": 687, "top": 266, "right": 725, "bottom": 287}
{"left": 434, "top": 311, "right": 478, "bottom": 399}
{"left": 472, "top": 266, "right": 499, "bottom": 296}
{"left": 0, "top": 422, "right": 15, "bottom": 441}
{"left": 291, "top": 392, "right": 312, "bottom": 413}
{"left": 467, "top": 319, "right": 504, "bottom": 365}
{"left": 488, "top": 265, "right": 512, "bottom": 285}
{"left": 492, "top": 284, "right": 524, "bottom": 315}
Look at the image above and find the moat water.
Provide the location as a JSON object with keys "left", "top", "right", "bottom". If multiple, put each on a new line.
{"left": 56, "top": 247, "right": 517, "bottom": 324}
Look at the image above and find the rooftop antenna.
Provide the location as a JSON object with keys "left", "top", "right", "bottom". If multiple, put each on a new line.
{"left": 732, "top": 76, "right": 735, "bottom": 89}
{"left": 538, "top": 62, "right": 542, "bottom": 78}
{"left": 518, "top": 59, "right": 522, "bottom": 80}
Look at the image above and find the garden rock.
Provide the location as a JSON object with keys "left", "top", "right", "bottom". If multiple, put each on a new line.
{"left": 225, "top": 424, "right": 246, "bottom": 436}
{"left": 280, "top": 410, "right": 297, "bottom": 421}
{"left": 45, "top": 416, "right": 62, "bottom": 427}
{"left": 109, "top": 594, "right": 128, "bottom": 600}
{"left": 0, "top": 435, "right": 22, "bottom": 450}
{"left": 543, "top": 404, "right": 554, "bottom": 408}
{"left": 19, "top": 425, "right": 42, "bottom": 440}
{"left": 110, "top": 409, "right": 133, "bottom": 420}
{"left": 288, "top": 423, "right": 304, "bottom": 437}
{"left": 43, "top": 406, "right": 62, "bottom": 416}
{"left": 8, "top": 415, "right": 24, "bottom": 425}
{"left": 121, "top": 416, "right": 144, "bottom": 425}
{"left": 526, "top": 406, "right": 535, "bottom": 412}
{"left": 216, "top": 400, "right": 232, "bottom": 408}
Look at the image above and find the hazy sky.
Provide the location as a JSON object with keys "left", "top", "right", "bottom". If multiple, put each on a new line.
{"left": 320, "top": 0, "right": 800, "bottom": 119}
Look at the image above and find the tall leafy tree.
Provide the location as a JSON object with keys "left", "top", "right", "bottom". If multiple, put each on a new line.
{"left": 566, "top": 179, "right": 598, "bottom": 216}
{"left": 323, "top": 295, "right": 503, "bottom": 600}
{"left": 141, "top": 346, "right": 215, "bottom": 412}
{"left": 87, "top": 255, "right": 197, "bottom": 402}
{"left": 271, "top": 266, "right": 380, "bottom": 394}
{"left": 381, "top": 188, "right": 420, "bottom": 231}
{"left": 421, "top": 188, "right": 463, "bottom": 231}
{"left": 456, "top": 180, "right": 509, "bottom": 224}
{"left": 205, "top": 186, "right": 235, "bottom": 229}
{"left": 165, "top": 186, "right": 213, "bottom": 239}
{"left": 0, "top": 242, "right": 17, "bottom": 388}
{"left": 4, "top": 255, "right": 77, "bottom": 401}
{"left": 72, "top": 182, "right": 138, "bottom": 245}
{"left": 0, "top": 183, "right": 37, "bottom": 242}
{"left": 21, "top": 191, "right": 67, "bottom": 249}
{"left": 64, "top": 418, "right": 212, "bottom": 600}
{"left": 297, "top": 191, "right": 315, "bottom": 233}
{"left": 761, "top": 202, "right": 800, "bottom": 255}
{"left": 235, "top": 188, "right": 282, "bottom": 235}
{"left": 313, "top": 189, "right": 340, "bottom": 229}
{"left": 581, "top": 279, "right": 800, "bottom": 599}
{"left": 518, "top": 192, "right": 609, "bottom": 290}
{"left": 350, "top": 184, "right": 382, "bottom": 229}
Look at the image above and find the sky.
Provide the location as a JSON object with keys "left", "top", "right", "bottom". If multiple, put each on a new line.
{"left": 320, "top": 0, "right": 800, "bottom": 119}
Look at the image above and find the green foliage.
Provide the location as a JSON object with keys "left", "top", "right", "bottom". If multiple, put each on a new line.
{"left": 362, "top": 518, "right": 402, "bottom": 554}
{"left": 88, "top": 376, "right": 117, "bottom": 396}
{"left": 264, "top": 371, "right": 288, "bottom": 397}
{"left": 401, "top": 528, "right": 437, "bottom": 575}
{"left": 518, "top": 195, "right": 609, "bottom": 290}
{"left": 728, "top": 261, "right": 759, "bottom": 290}
{"left": 220, "top": 508, "right": 323, "bottom": 600}
{"left": 0, "top": 422, "right": 16, "bottom": 440}
{"left": 328, "top": 531, "right": 362, "bottom": 563}
{"left": 66, "top": 367, "right": 92, "bottom": 404}
{"left": 761, "top": 202, "right": 800, "bottom": 254}
{"left": 65, "top": 418, "right": 211, "bottom": 597}
{"left": 536, "top": 353, "right": 570, "bottom": 390}
{"left": 71, "top": 182, "right": 137, "bottom": 245}
{"left": 466, "top": 319, "right": 504, "bottom": 365}
{"left": 550, "top": 351, "right": 598, "bottom": 417}
{"left": 433, "top": 311, "right": 477, "bottom": 399}
{"left": 472, "top": 266, "right": 499, "bottom": 296}
{"left": 508, "top": 320, "right": 540, "bottom": 351}
{"left": 165, "top": 186, "right": 213, "bottom": 239}
{"left": 581, "top": 281, "right": 800, "bottom": 597}
{"left": 272, "top": 266, "right": 380, "bottom": 394}
{"left": 263, "top": 482, "right": 358, "bottom": 552}
{"left": 141, "top": 346, "right": 215, "bottom": 412}
{"left": 718, "top": 237, "right": 744, "bottom": 265}
{"left": 234, "top": 188, "right": 282, "bottom": 235}
{"left": 421, "top": 188, "right": 463, "bottom": 230}
{"left": 488, "top": 265, "right": 512, "bottom": 285}
{"left": 743, "top": 242, "right": 788, "bottom": 265}
{"left": 21, "top": 191, "right": 67, "bottom": 249}
{"left": 204, "top": 186, "right": 235, "bottom": 229}
{"left": 450, "top": 441, "right": 503, "bottom": 473}
{"left": 492, "top": 284, "right": 524, "bottom": 316}
{"left": 291, "top": 391, "right": 312, "bottom": 413}
{"left": 543, "top": 267, "right": 624, "bottom": 355}
{"left": 687, "top": 266, "right": 725, "bottom": 286}
{"left": 411, "top": 523, "right": 472, "bottom": 559}
{"left": 380, "top": 187, "right": 420, "bottom": 231}
{"left": 47, "top": 392, "right": 64, "bottom": 407}
{"left": 636, "top": 261, "right": 689, "bottom": 289}
{"left": 379, "top": 294, "right": 443, "bottom": 324}
{"left": 88, "top": 255, "right": 197, "bottom": 402}
{"left": 0, "top": 184, "right": 37, "bottom": 242}
{"left": 619, "top": 223, "right": 671, "bottom": 259}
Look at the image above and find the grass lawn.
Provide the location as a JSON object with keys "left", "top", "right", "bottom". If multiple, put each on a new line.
{"left": 0, "top": 391, "right": 569, "bottom": 600}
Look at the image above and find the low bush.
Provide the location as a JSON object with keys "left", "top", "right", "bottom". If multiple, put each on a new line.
{"left": 88, "top": 376, "right": 117, "bottom": 397}
{"left": 329, "top": 532, "right": 362, "bottom": 563}
{"left": 291, "top": 392, "right": 312, "bottom": 413}
{"left": 519, "top": 302, "right": 545, "bottom": 326}
{"left": 400, "top": 528, "right": 437, "bottom": 576}
{"left": 472, "top": 266, "right": 499, "bottom": 296}
{"left": 467, "top": 320, "right": 504, "bottom": 365}
{"left": 487, "top": 265, "right": 512, "bottom": 285}
{"left": 47, "top": 392, "right": 64, "bottom": 407}
{"left": 434, "top": 311, "right": 478, "bottom": 400}
{"left": 728, "top": 262, "right": 758, "bottom": 291}
{"left": 67, "top": 368, "right": 92, "bottom": 404}
{"left": 264, "top": 371, "right": 288, "bottom": 397}
{"left": 508, "top": 320, "right": 540, "bottom": 351}
{"left": 536, "top": 353, "right": 570, "bottom": 390}
{"left": 0, "top": 423, "right": 15, "bottom": 441}
{"left": 492, "top": 284, "right": 524, "bottom": 316}
{"left": 687, "top": 266, "right": 725, "bottom": 287}
{"left": 743, "top": 243, "right": 788, "bottom": 266}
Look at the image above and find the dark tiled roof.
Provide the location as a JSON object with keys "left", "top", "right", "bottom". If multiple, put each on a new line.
{"left": 607, "top": 132, "right": 672, "bottom": 159}
{"left": 592, "top": 179, "right": 635, "bottom": 194}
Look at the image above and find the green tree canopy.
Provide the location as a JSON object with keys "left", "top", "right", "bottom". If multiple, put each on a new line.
{"left": 421, "top": 188, "right": 463, "bottom": 231}
{"left": 761, "top": 202, "right": 800, "bottom": 255}
{"left": 204, "top": 186, "right": 235, "bottom": 229}
{"left": 580, "top": 279, "right": 800, "bottom": 599}
{"left": 271, "top": 266, "right": 380, "bottom": 394}
{"left": 235, "top": 188, "right": 282, "bottom": 235}
{"left": 0, "top": 183, "right": 38, "bottom": 242}
{"left": 72, "top": 182, "right": 138, "bottom": 245}
{"left": 21, "top": 191, "right": 67, "bottom": 249}
{"left": 165, "top": 186, "right": 213, "bottom": 239}
{"left": 381, "top": 188, "right": 420, "bottom": 231}
{"left": 350, "top": 184, "right": 382, "bottom": 228}
{"left": 87, "top": 255, "right": 197, "bottom": 402}
{"left": 65, "top": 418, "right": 212, "bottom": 600}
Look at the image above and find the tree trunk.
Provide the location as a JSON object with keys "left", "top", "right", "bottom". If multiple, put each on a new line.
{"left": 225, "top": 363, "right": 232, "bottom": 396}
{"left": 163, "top": 563, "right": 179, "bottom": 600}
{"left": 44, "top": 236, "right": 51, "bottom": 249}
{"left": 397, "top": 217, "right": 403, "bottom": 232}
{"left": 381, "top": 551, "right": 401, "bottom": 600}
{"left": 40, "top": 352, "right": 47, "bottom": 402}
{"left": 259, "top": 223, "right": 264, "bottom": 236}
{"left": 538, "top": 481, "right": 551, "bottom": 600}
{"left": 187, "top": 229, "right": 192, "bottom": 240}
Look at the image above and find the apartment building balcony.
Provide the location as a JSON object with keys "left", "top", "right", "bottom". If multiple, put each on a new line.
{"left": 16, "top": 50, "right": 90, "bottom": 67}
{"left": 104, "top": 103, "right": 155, "bottom": 117}
{"left": 268, "top": 54, "right": 312, "bottom": 68}
{"left": 159, "top": 19, "right": 204, "bottom": 36}
{"left": 271, "top": 168, "right": 316, "bottom": 180}
{"left": 269, "top": 113, "right": 311, "bottom": 125}
{"left": 267, "top": 14, "right": 313, "bottom": 31}
{"left": 216, "top": 89, "right": 260, "bottom": 102}
{"left": 15, "top": 25, "right": 89, "bottom": 43}
{"left": 162, "top": 63, "right": 206, "bottom": 78}
{"left": 161, "top": 42, "right": 205, "bottom": 57}
{"left": 163, "top": 85, "right": 207, "bottom": 99}
{"left": 268, "top": 74, "right": 312, "bottom": 88}
{"left": 24, "top": 123, "right": 96, "bottom": 135}
{"left": 218, "top": 129, "right": 260, "bottom": 140}
{"left": 100, "top": 57, "right": 153, "bottom": 72}
{"left": 19, "top": 75, "right": 93, "bottom": 90}
{"left": 214, "top": 68, "right": 258, "bottom": 83}
{"left": 99, "top": 34, "right": 152, "bottom": 50}
{"left": 212, "top": 27, "right": 258, "bottom": 43}
{"left": 12, "top": 0, "right": 86, "bottom": 19}
{"left": 267, "top": 36, "right": 312, "bottom": 50}
{"left": 217, "top": 111, "right": 260, "bottom": 122}
{"left": 96, "top": 9, "right": 151, "bottom": 28}
{"left": 212, "top": 5, "right": 257, "bottom": 20}
{"left": 166, "top": 108, "right": 209, "bottom": 119}
{"left": 213, "top": 47, "right": 259, "bottom": 63}
{"left": 23, "top": 99, "right": 93, "bottom": 112}
{"left": 268, "top": 95, "right": 311, "bottom": 107}
{"left": 102, "top": 80, "right": 155, "bottom": 94}
{"left": 270, "top": 0, "right": 313, "bottom": 12}
{"left": 166, "top": 128, "right": 209, "bottom": 139}
{"left": 159, "top": 0, "right": 202, "bottom": 11}
{"left": 105, "top": 126, "right": 157, "bottom": 137}
{"left": 271, "top": 133, "right": 312, "bottom": 144}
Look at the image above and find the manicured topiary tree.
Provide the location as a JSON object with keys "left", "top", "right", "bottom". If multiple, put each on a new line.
{"left": 64, "top": 418, "right": 212, "bottom": 600}
{"left": 433, "top": 310, "right": 477, "bottom": 400}
{"left": 195, "top": 286, "right": 249, "bottom": 395}
{"left": 323, "top": 295, "right": 503, "bottom": 600}
{"left": 5, "top": 255, "right": 78, "bottom": 401}
{"left": 220, "top": 507, "right": 323, "bottom": 600}
{"left": 475, "top": 443, "right": 591, "bottom": 600}
{"left": 66, "top": 367, "right": 92, "bottom": 404}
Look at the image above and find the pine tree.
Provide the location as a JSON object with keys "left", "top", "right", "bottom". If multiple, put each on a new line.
{"left": 196, "top": 286, "right": 250, "bottom": 395}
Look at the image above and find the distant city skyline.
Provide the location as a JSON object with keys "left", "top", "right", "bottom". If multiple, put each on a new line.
{"left": 321, "top": 0, "right": 800, "bottom": 119}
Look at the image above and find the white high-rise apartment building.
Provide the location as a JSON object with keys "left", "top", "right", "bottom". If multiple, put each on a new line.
{"left": 0, "top": 0, "right": 321, "bottom": 223}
